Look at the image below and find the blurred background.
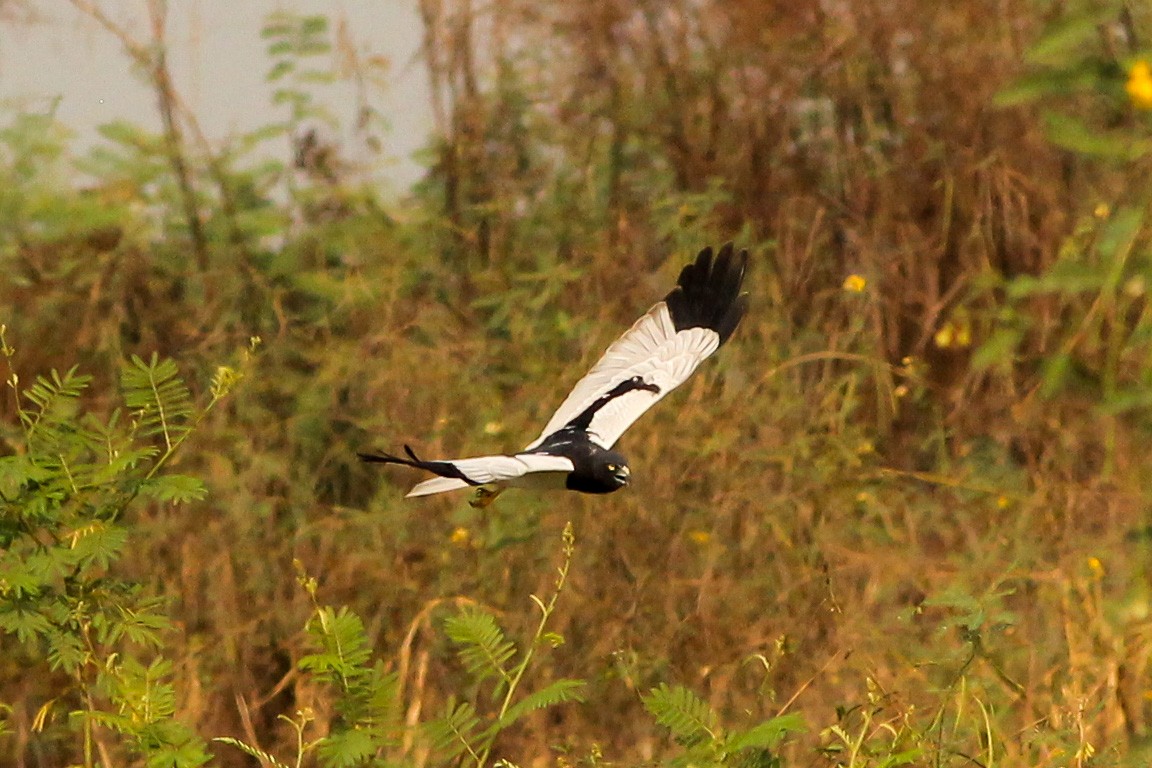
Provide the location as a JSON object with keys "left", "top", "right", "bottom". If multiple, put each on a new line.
{"left": 4, "top": 0, "right": 1152, "bottom": 766}
{"left": 2, "top": 1, "right": 432, "bottom": 189}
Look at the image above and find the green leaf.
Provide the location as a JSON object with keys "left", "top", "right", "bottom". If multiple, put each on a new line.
{"left": 272, "top": 89, "right": 311, "bottom": 108}
{"left": 1040, "top": 352, "right": 1074, "bottom": 398}
{"left": 0, "top": 455, "right": 50, "bottom": 499}
{"left": 21, "top": 366, "right": 91, "bottom": 451}
{"left": 141, "top": 725, "right": 211, "bottom": 768}
{"left": 68, "top": 520, "right": 128, "bottom": 570}
{"left": 315, "top": 727, "right": 378, "bottom": 768}
{"left": 444, "top": 608, "right": 517, "bottom": 685}
{"left": 0, "top": 603, "right": 53, "bottom": 644}
{"left": 139, "top": 475, "right": 208, "bottom": 504}
{"left": 266, "top": 59, "right": 295, "bottom": 82}
{"left": 301, "top": 15, "right": 329, "bottom": 35}
{"left": 300, "top": 606, "right": 374, "bottom": 683}
{"left": 725, "top": 713, "right": 806, "bottom": 751}
{"left": 120, "top": 354, "right": 194, "bottom": 451}
{"left": 1096, "top": 206, "right": 1144, "bottom": 266}
{"left": 213, "top": 738, "right": 291, "bottom": 768}
{"left": 877, "top": 747, "right": 924, "bottom": 768}
{"left": 994, "top": 68, "right": 1101, "bottom": 106}
{"left": 112, "top": 599, "right": 172, "bottom": 648}
{"left": 1007, "top": 254, "right": 1107, "bottom": 296}
{"left": 424, "top": 698, "right": 480, "bottom": 759}
{"left": 499, "top": 678, "right": 586, "bottom": 727}
{"left": 1043, "top": 112, "right": 1152, "bottom": 160}
{"left": 96, "top": 119, "right": 156, "bottom": 147}
{"left": 972, "top": 327, "right": 1023, "bottom": 370}
{"left": 47, "top": 632, "right": 88, "bottom": 675}
{"left": 1025, "top": 11, "right": 1112, "bottom": 66}
{"left": 642, "top": 683, "right": 721, "bottom": 746}
{"left": 23, "top": 365, "right": 90, "bottom": 408}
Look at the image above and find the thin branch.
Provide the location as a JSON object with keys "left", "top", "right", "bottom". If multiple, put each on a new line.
{"left": 66, "top": 0, "right": 209, "bottom": 270}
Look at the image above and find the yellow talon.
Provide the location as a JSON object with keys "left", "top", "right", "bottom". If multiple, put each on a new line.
{"left": 469, "top": 485, "right": 504, "bottom": 508}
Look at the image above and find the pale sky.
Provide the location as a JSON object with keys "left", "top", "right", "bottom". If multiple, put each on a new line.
{"left": 0, "top": 1, "right": 434, "bottom": 192}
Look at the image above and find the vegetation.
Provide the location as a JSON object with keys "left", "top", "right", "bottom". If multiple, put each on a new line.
{"left": 4, "top": 1, "right": 1152, "bottom": 765}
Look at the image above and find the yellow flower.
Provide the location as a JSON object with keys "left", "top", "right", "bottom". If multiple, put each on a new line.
{"left": 687, "top": 529, "right": 712, "bottom": 545}
{"left": 933, "top": 319, "right": 971, "bottom": 349}
{"left": 1087, "top": 556, "right": 1104, "bottom": 579}
{"left": 934, "top": 324, "right": 954, "bottom": 349}
{"left": 842, "top": 274, "right": 867, "bottom": 293}
{"left": 449, "top": 527, "right": 471, "bottom": 546}
{"left": 996, "top": 495, "right": 1011, "bottom": 510}
{"left": 1094, "top": 203, "right": 1111, "bottom": 219}
{"left": 1126, "top": 61, "right": 1152, "bottom": 110}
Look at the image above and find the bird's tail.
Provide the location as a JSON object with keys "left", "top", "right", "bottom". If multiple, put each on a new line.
{"left": 360, "top": 445, "right": 479, "bottom": 498}
{"left": 405, "top": 476, "right": 471, "bottom": 498}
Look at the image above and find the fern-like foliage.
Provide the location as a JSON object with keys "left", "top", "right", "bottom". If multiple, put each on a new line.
{"left": 424, "top": 698, "right": 482, "bottom": 760}
{"left": 289, "top": 525, "right": 584, "bottom": 768}
{"left": 18, "top": 366, "right": 92, "bottom": 455}
{"left": 121, "top": 353, "right": 195, "bottom": 452}
{"left": 0, "top": 335, "right": 239, "bottom": 767}
{"left": 643, "top": 683, "right": 721, "bottom": 748}
{"left": 429, "top": 524, "right": 586, "bottom": 768}
{"left": 444, "top": 608, "right": 517, "bottom": 688}
{"left": 495, "top": 678, "right": 586, "bottom": 729}
{"left": 642, "top": 683, "right": 804, "bottom": 768}
{"left": 725, "top": 715, "right": 805, "bottom": 753}
{"left": 138, "top": 474, "right": 208, "bottom": 504}
{"left": 298, "top": 598, "right": 403, "bottom": 766}
{"left": 88, "top": 657, "right": 212, "bottom": 767}
{"left": 212, "top": 737, "right": 292, "bottom": 768}
{"left": 300, "top": 606, "right": 375, "bottom": 684}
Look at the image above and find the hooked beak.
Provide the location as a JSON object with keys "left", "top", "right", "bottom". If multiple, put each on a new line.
{"left": 613, "top": 465, "right": 631, "bottom": 485}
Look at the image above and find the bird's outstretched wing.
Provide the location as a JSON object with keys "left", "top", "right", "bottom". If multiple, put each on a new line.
{"left": 358, "top": 445, "right": 574, "bottom": 498}
{"left": 525, "top": 243, "right": 748, "bottom": 451}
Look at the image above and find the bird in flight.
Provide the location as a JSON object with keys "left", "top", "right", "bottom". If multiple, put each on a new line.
{"left": 360, "top": 243, "right": 748, "bottom": 506}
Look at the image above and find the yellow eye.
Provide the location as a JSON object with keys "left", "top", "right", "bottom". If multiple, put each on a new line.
{"left": 606, "top": 463, "right": 617, "bottom": 471}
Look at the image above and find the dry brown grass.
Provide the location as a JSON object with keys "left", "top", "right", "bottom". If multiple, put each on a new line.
{"left": 5, "top": 1, "right": 1152, "bottom": 766}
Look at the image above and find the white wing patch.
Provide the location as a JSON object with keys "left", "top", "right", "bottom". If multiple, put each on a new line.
{"left": 405, "top": 453, "right": 574, "bottom": 498}
{"left": 526, "top": 303, "right": 721, "bottom": 450}
{"left": 406, "top": 476, "right": 471, "bottom": 498}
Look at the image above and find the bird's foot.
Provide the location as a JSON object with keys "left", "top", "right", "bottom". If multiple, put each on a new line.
{"left": 469, "top": 485, "right": 504, "bottom": 509}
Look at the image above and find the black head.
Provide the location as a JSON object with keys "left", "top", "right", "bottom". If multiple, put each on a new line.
{"left": 565, "top": 448, "right": 631, "bottom": 494}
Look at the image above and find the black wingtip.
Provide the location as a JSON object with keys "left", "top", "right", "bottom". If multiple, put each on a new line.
{"left": 358, "top": 450, "right": 400, "bottom": 464}
{"left": 360, "top": 444, "right": 484, "bottom": 486}
{"left": 359, "top": 444, "right": 428, "bottom": 468}
{"left": 664, "top": 242, "right": 749, "bottom": 345}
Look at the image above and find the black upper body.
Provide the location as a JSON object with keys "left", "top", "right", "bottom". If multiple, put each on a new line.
{"left": 528, "top": 431, "right": 631, "bottom": 493}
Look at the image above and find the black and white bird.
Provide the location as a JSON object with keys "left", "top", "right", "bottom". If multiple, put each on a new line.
{"left": 360, "top": 243, "right": 748, "bottom": 506}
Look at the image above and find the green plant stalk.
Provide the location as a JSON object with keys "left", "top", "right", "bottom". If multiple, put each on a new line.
{"left": 474, "top": 521, "right": 576, "bottom": 768}
{"left": 1098, "top": 219, "right": 1138, "bottom": 477}
{"left": 1101, "top": 295, "right": 1123, "bottom": 476}
{"left": 317, "top": 607, "right": 353, "bottom": 694}
{"left": 78, "top": 621, "right": 102, "bottom": 768}
{"left": 1, "top": 325, "right": 30, "bottom": 434}
{"left": 143, "top": 384, "right": 224, "bottom": 482}
{"left": 279, "top": 710, "right": 313, "bottom": 768}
